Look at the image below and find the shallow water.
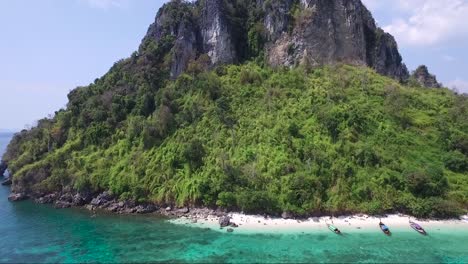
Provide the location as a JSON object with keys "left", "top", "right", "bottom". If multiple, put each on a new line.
{"left": 1, "top": 134, "right": 468, "bottom": 263}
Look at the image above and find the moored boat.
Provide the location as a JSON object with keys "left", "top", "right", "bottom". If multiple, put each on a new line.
{"left": 327, "top": 224, "right": 342, "bottom": 235}
{"left": 409, "top": 221, "right": 427, "bottom": 235}
{"left": 379, "top": 222, "right": 391, "bottom": 236}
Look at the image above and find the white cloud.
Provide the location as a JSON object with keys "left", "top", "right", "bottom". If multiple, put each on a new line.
{"left": 79, "top": 0, "right": 127, "bottom": 9}
{"left": 382, "top": 0, "right": 468, "bottom": 46}
{"left": 448, "top": 78, "right": 468, "bottom": 94}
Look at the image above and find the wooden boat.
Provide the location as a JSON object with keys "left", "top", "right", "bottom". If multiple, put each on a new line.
{"left": 409, "top": 221, "right": 427, "bottom": 235}
{"left": 379, "top": 222, "right": 391, "bottom": 235}
{"left": 327, "top": 224, "right": 341, "bottom": 235}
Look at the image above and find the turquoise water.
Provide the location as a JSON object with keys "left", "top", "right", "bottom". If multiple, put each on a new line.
{"left": 1, "top": 135, "right": 468, "bottom": 263}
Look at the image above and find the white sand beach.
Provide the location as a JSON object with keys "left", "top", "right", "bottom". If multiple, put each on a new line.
{"left": 170, "top": 213, "right": 468, "bottom": 234}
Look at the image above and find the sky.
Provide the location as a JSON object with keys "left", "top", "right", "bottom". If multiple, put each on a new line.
{"left": 0, "top": 0, "right": 467, "bottom": 131}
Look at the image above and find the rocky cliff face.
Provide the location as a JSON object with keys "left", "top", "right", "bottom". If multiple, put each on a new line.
{"left": 141, "top": 0, "right": 409, "bottom": 81}
{"left": 263, "top": 0, "right": 408, "bottom": 81}
{"left": 200, "top": 0, "right": 237, "bottom": 65}
{"left": 141, "top": 1, "right": 201, "bottom": 78}
{"left": 412, "top": 65, "right": 442, "bottom": 88}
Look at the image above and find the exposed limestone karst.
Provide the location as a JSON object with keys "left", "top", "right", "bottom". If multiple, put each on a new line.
{"left": 412, "top": 65, "right": 442, "bottom": 88}
{"left": 142, "top": 0, "right": 409, "bottom": 81}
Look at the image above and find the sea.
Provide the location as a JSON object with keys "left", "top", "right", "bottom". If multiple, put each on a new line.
{"left": 0, "top": 133, "right": 467, "bottom": 263}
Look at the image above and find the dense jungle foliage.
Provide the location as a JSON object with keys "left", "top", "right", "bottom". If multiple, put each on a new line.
{"left": 4, "top": 61, "right": 468, "bottom": 218}
{"left": 3, "top": 0, "right": 468, "bottom": 218}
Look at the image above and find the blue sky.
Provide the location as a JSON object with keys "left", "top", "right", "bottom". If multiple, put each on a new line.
{"left": 1, "top": 0, "right": 467, "bottom": 131}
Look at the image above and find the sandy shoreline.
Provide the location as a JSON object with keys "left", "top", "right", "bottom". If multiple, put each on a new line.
{"left": 170, "top": 213, "right": 468, "bottom": 234}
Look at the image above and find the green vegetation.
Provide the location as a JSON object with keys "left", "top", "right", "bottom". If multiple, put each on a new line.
{"left": 5, "top": 60, "right": 468, "bottom": 218}
{"left": 3, "top": 0, "right": 468, "bottom": 218}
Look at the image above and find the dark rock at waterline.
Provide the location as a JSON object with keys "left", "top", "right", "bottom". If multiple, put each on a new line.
{"left": 135, "top": 204, "right": 157, "bottom": 214}
{"left": 227, "top": 228, "right": 234, "bottom": 233}
{"left": 54, "top": 200, "right": 72, "bottom": 209}
{"left": 106, "top": 203, "right": 120, "bottom": 212}
{"left": 90, "top": 198, "right": 101, "bottom": 206}
{"left": 85, "top": 204, "right": 96, "bottom": 211}
{"left": 177, "top": 207, "right": 190, "bottom": 214}
{"left": 1, "top": 178, "right": 12, "bottom": 186}
{"left": 229, "top": 223, "right": 239, "bottom": 228}
{"left": 8, "top": 193, "right": 26, "bottom": 201}
{"left": 0, "top": 161, "right": 7, "bottom": 177}
{"left": 90, "top": 191, "right": 113, "bottom": 206}
{"left": 58, "top": 193, "right": 73, "bottom": 203}
{"left": 219, "top": 216, "right": 231, "bottom": 227}
{"left": 72, "top": 193, "right": 92, "bottom": 206}
{"left": 122, "top": 207, "right": 137, "bottom": 214}
{"left": 35, "top": 193, "right": 58, "bottom": 204}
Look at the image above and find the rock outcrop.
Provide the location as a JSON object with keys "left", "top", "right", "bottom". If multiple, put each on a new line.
{"left": 141, "top": 0, "right": 409, "bottom": 81}
{"left": 412, "top": 65, "right": 442, "bottom": 88}
{"left": 141, "top": 0, "right": 201, "bottom": 78}
{"left": 218, "top": 215, "right": 231, "bottom": 227}
{"left": 0, "top": 161, "right": 7, "bottom": 177}
{"left": 1, "top": 178, "right": 12, "bottom": 186}
{"left": 264, "top": 0, "right": 408, "bottom": 81}
{"left": 8, "top": 193, "right": 26, "bottom": 202}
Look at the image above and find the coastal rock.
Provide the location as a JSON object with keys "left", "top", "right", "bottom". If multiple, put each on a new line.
{"left": 122, "top": 207, "right": 137, "bottom": 214}
{"left": 165, "top": 206, "right": 172, "bottom": 212}
{"left": 72, "top": 193, "right": 92, "bottom": 206}
{"left": 412, "top": 65, "right": 442, "bottom": 88}
{"left": 177, "top": 207, "right": 190, "bottom": 214}
{"left": 35, "top": 193, "right": 57, "bottom": 204}
{"left": 135, "top": 204, "right": 157, "bottom": 214}
{"left": 281, "top": 211, "right": 292, "bottom": 219}
{"left": 214, "top": 209, "right": 227, "bottom": 217}
{"left": 58, "top": 193, "right": 73, "bottom": 203}
{"left": 54, "top": 200, "right": 72, "bottom": 209}
{"left": 85, "top": 204, "right": 96, "bottom": 211}
{"left": 8, "top": 193, "right": 26, "bottom": 201}
{"left": 72, "top": 193, "right": 89, "bottom": 206}
{"left": 90, "top": 191, "right": 113, "bottom": 206}
{"left": 219, "top": 216, "right": 231, "bottom": 227}
{"left": 227, "top": 228, "right": 234, "bottom": 233}
{"left": 98, "top": 191, "right": 113, "bottom": 201}
{"left": 107, "top": 203, "right": 121, "bottom": 212}
{"left": 0, "top": 161, "right": 7, "bottom": 177}
{"left": 1, "top": 178, "right": 12, "bottom": 186}
{"left": 90, "top": 198, "right": 101, "bottom": 206}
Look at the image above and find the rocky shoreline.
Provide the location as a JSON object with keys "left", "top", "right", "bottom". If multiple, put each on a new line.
{"left": 6, "top": 190, "right": 467, "bottom": 234}
{"left": 7, "top": 190, "right": 241, "bottom": 230}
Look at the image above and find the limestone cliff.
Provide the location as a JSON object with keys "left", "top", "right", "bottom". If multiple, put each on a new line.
{"left": 263, "top": 0, "right": 408, "bottom": 81}
{"left": 412, "top": 65, "right": 442, "bottom": 88}
{"left": 141, "top": 0, "right": 409, "bottom": 81}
